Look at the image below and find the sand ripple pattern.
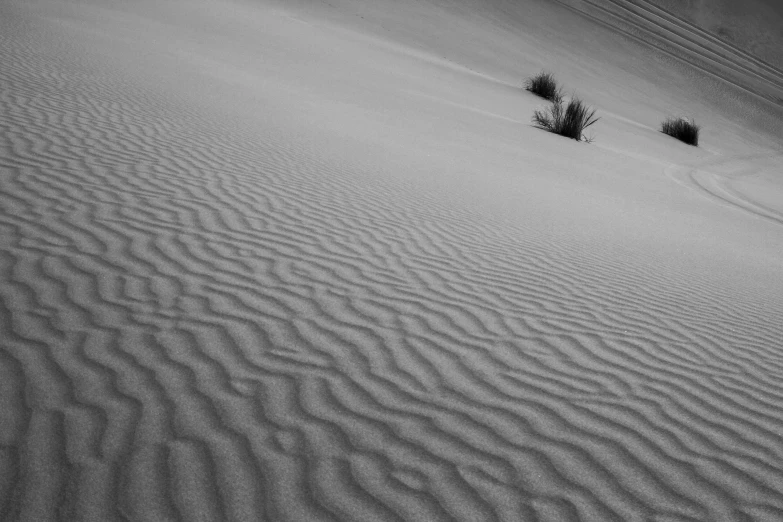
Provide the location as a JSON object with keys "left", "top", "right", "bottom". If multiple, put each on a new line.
{"left": 2, "top": 3, "right": 783, "bottom": 522}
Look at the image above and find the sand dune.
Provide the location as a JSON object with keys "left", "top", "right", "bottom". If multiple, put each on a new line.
{"left": 1, "top": 0, "right": 783, "bottom": 520}
{"left": 555, "top": 0, "right": 783, "bottom": 109}
{"left": 640, "top": 0, "right": 783, "bottom": 71}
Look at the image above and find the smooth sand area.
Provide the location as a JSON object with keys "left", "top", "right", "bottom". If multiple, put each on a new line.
{"left": 1, "top": 0, "right": 783, "bottom": 520}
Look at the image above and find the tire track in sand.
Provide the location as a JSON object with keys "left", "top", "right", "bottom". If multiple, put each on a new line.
{"left": 666, "top": 152, "right": 783, "bottom": 228}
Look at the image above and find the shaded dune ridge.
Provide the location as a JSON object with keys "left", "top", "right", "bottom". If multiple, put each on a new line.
{"left": 2, "top": 1, "right": 783, "bottom": 522}
{"left": 639, "top": 0, "right": 783, "bottom": 72}
{"left": 555, "top": 0, "right": 783, "bottom": 108}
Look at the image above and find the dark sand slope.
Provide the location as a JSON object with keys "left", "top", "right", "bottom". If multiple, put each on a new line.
{"left": 1, "top": 0, "right": 783, "bottom": 521}
{"left": 641, "top": 0, "right": 783, "bottom": 72}
{"left": 555, "top": 0, "right": 783, "bottom": 110}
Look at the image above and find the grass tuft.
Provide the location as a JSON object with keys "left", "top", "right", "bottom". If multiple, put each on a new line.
{"left": 525, "top": 71, "right": 562, "bottom": 102}
{"left": 661, "top": 117, "right": 700, "bottom": 146}
{"left": 532, "top": 96, "right": 600, "bottom": 142}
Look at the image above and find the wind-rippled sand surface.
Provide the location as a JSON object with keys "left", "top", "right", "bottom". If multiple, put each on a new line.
{"left": 2, "top": 0, "right": 783, "bottom": 520}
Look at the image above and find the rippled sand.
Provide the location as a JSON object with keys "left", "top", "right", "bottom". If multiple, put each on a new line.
{"left": 2, "top": 0, "right": 783, "bottom": 520}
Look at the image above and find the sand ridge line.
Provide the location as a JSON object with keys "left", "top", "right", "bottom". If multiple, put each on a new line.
{"left": 627, "top": 0, "right": 783, "bottom": 80}
{"left": 596, "top": 0, "right": 783, "bottom": 89}
{"left": 554, "top": 0, "right": 783, "bottom": 108}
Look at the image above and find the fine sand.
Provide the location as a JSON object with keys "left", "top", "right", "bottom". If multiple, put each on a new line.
{"left": 1, "top": 0, "right": 783, "bottom": 520}
{"left": 641, "top": 0, "right": 783, "bottom": 71}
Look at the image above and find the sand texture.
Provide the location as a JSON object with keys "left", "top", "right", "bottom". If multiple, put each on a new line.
{"left": 2, "top": 0, "right": 783, "bottom": 520}
{"left": 639, "top": 0, "right": 783, "bottom": 71}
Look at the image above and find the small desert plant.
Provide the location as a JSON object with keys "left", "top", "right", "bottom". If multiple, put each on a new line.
{"left": 525, "top": 71, "right": 562, "bottom": 102}
{"left": 661, "top": 117, "right": 700, "bottom": 146}
{"left": 532, "top": 96, "right": 600, "bottom": 142}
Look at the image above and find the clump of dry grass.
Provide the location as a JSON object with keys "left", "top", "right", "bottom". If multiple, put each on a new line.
{"left": 532, "top": 96, "right": 600, "bottom": 142}
{"left": 524, "top": 71, "right": 562, "bottom": 102}
{"left": 661, "top": 117, "right": 700, "bottom": 146}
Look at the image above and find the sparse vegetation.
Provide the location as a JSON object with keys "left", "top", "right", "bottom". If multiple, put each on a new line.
{"left": 661, "top": 117, "right": 700, "bottom": 146}
{"left": 532, "top": 96, "right": 600, "bottom": 142}
{"left": 525, "top": 71, "right": 562, "bottom": 102}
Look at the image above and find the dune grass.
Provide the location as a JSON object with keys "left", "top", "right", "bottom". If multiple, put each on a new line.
{"left": 532, "top": 96, "right": 600, "bottom": 142}
{"left": 525, "top": 71, "right": 562, "bottom": 102}
{"left": 661, "top": 117, "right": 700, "bottom": 146}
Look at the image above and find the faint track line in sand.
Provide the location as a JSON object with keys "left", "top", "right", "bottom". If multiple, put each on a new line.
{"left": 665, "top": 152, "right": 783, "bottom": 228}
